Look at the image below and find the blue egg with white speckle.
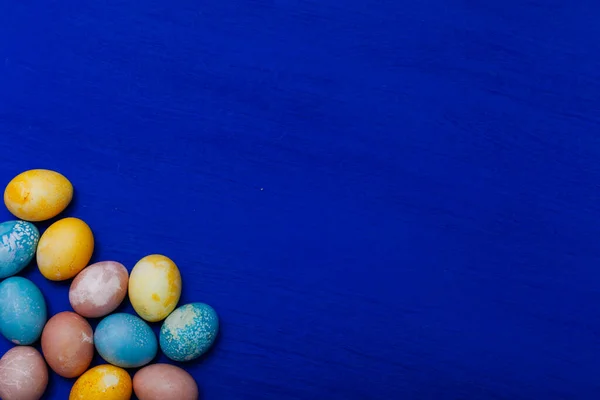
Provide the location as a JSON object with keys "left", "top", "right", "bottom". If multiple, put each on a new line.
{"left": 0, "top": 276, "right": 47, "bottom": 344}
{"left": 0, "top": 220, "right": 39, "bottom": 278}
{"left": 94, "top": 313, "right": 157, "bottom": 368}
{"left": 160, "top": 302, "right": 219, "bottom": 362}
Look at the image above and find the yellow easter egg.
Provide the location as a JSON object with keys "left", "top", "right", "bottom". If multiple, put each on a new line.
{"left": 37, "top": 217, "right": 94, "bottom": 281}
{"left": 69, "top": 364, "right": 132, "bottom": 400}
{"left": 129, "top": 254, "right": 182, "bottom": 322}
{"left": 4, "top": 169, "right": 73, "bottom": 221}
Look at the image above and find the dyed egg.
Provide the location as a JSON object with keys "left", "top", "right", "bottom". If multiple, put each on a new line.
{"left": 70, "top": 261, "right": 129, "bottom": 318}
{"left": 0, "top": 346, "right": 48, "bottom": 400}
{"left": 41, "top": 311, "right": 94, "bottom": 378}
{"left": 0, "top": 277, "right": 46, "bottom": 344}
{"left": 0, "top": 220, "right": 39, "bottom": 278}
{"left": 4, "top": 169, "right": 73, "bottom": 221}
{"left": 95, "top": 313, "right": 158, "bottom": 368}
{"left": 70, "top": 364, "right": 132, "bottom": 400}
{"left": 134, "top": 364, "right": 199, "bottom": 400}
{"left": 160, "top": 303, "right": 219, "bottom": 361}
{"left": 37, "top": 217, "right": 94, "bottom": 281}
{"left": 129, "top": 254, "right": 182, "bottom": 322}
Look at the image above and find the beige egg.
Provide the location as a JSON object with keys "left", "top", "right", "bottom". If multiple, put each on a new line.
{"left": 133, "top": 364, "right": 199, "bottom": 400}
{"left": 0, "top": 346, "right": 48, "bottom": 400}
{"left": 41, "top": 311, "right": 94, "bottom": 378}
{"left": 4, "top": 169, "right": 73, "bottom": 221}
{"left": 70, "top": 261, "right": 129, "bottom": 318}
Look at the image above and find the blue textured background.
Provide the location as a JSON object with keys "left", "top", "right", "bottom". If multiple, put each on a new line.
{"left": 1, "top": 0, "right": 600, "bottom": 398}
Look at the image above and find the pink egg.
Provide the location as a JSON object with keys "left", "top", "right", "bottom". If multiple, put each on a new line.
{"left": 0, "top": 346, "right": 48, "bottom": 400}
{"left": 133, "top": 364, "right": 199, "bottom": 400}
{"left": 69, "top": 261, "right": 129, "bottom": 318}
{"left": 41, "top": 311, "right": 94, "bottom": 378}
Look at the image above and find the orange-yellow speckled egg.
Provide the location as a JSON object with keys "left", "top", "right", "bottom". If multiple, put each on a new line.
{"left": 4, "top": 169, "right": 73, "bottom": 221}
{"left": 69, "top": 364, "right": 132, "bottom": 400}
{"left": 129, "top": 254, "right": 182, "bottom": 322}
{"left": 37, "top": 217, "right": 94, "bottom": 281}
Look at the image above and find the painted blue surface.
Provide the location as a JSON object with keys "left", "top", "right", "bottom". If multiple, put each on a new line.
{"left": 0, "top": 220, "right": 39, "bottom": 278}
{"left": 0, "top": 277, "right": 46, "bottom": 345}
{"left": 1, "top": 0, "right": 600, "bottom": 398}
{"left": 94, "top": 313, "right": 158, "bottom": 368}
{"left": 160, "top": 303, "right": 219, "bottom": 362}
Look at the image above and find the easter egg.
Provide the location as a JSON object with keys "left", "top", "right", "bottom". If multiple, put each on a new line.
{"left": 133, "top": 364, "right": 199, "bottom": 400}
{"left": 41, "top": 311, "right": 94, "bottom": 378}
{"left": 129, "top": 254, "right": 182, "bottom": 322}
{"left": 95, "top": 313, "right": 158, "bottom": 368}
{"left": 37, "top": 217, "right": 94, "bottom": 281}
{"left": 0, "top": 277, "right": 47, "bottom": 344}
{"left": 160, "top": 303, "right": 219, "bottom": 362}
{"left": 69, "top": 364, "right": 132, "bottom": 400}
{"left": 0, "top": 346, "right": 48, "bottom": 400}
{"left": 4, "top": 169, "right": 73, "bottom": 222}
{"left": 0, "top": 220, "right": 39, "bottom": 278}
{"left": 69, "top": 261, "right": 129, "bottom": 318}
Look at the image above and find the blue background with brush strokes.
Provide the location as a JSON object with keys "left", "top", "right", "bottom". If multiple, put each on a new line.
{"left": 1, "top": 0, "right": 600, "bottom": 398}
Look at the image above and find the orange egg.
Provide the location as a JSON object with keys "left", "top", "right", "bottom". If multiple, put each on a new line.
{"left": 70, "top": 365, "right": 132, "bottom": 400}
{"left": 41, "top": 311, "right": 94, "bottom": 378}
{"left": 4, "top": 169, "right": 73, "bottom": 221}
{"left": 37, "top": 217, "right": 94, "bottom": 281}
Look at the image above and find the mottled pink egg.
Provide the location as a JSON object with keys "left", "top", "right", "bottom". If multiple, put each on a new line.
{"left": 0, "top": 346, "right": 48, "bottom": 400}
{"left": 69, "top": 261, "right": 129, "bottom": 318}
{"left": 133, "top": 364, "right": 199, "bottom": 400}
{"left": 41, "top": 311, "right": 94, "bottom": 378}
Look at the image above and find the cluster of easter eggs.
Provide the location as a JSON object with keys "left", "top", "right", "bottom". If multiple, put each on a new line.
{"left": 0, "top": 169, "right": 218, "bottom": 400}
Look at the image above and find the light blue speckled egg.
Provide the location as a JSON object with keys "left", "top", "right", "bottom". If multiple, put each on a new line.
{"left": 0, "top": 220, "right": 39, "bottom": 279}
{"left": 0, "top": 277, "right": 47, "bottom": 344}
{"left": 94, "top": 313, "right": 158, "bottom": 368}
{"left": 160, "top": 302, "right": 219, "bottom": 361}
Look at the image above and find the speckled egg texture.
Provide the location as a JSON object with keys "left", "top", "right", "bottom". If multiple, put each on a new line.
{"left": 0, "top": 346, "right": 48, "bottom": 400}
{"left": 36, "top": 217, "right": 94, "bottom": 281}
{"left": 160, "top": 302, "right": 219, "bottom": 362}
{"left": 41, "top": 311, "right": 94, "bottom": 378}
{"left": 0, "top": 277, "right": 47, "bottom": 345}
{"left": 69, "top": 261, "right": 129, "bottom": 318}
{"left": 129, "top": 254, "right": 182, "bottom": 322}
{"left": 133, "top": 363, "right": 199, "bottom": 400}
{"left": 95, "top": 313, "right": 158, "bottom": 368}
{"left": 69, "top": 364, "right": 132, "bottom": 400}
{"left": 0, "top": 220, "right": 39, "bottom": 278}
{"left": 4, "top": 169, "right": 73, "bottom": 222}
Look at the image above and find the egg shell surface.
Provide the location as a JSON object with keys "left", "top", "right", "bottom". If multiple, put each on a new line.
{"left": 0, "top": 346, "right": 48, "bottom": 400}
{"left": 69, "top": 364, "right": 132, "bottom": 400}
{"left": 0, "top": 277, "right": 47, "bottom": 344}
{"left": 0, "top": 220, "right": 39, "bottom": 279}
{"left": 133, "top": 363, "right": 199, "bottom": 400}
{"left": 4, "top": 169, "right": 73, "bottom": 222}
{"left": 129, "top": 254, "right": 182, "bottom": 322}
{"left": 41, "top": 311, "right": 94, "bottom": 378}
{"left": 69, "top": 261, "right": 129, "bottom": 318}
{"left": 36, "top": 217, "right": 94, "bottom": 281}
{"left": 160, "top": 302, "right": 219, "bottom": 362}
{"left": 95, "top": 313, "right": 158, "bottom": 368}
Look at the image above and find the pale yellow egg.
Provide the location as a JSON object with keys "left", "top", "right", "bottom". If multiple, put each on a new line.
{"left": 37, "top": 217, "right": 94, "bottom": 281}
{"left": 129, "top": 254, "right": 182, "bottom": 322}
{"left": 4, "top": 169, "right": 73, "bottom": 221}
{"left": 69, "top": 364, "right": 132, "bottom": 400}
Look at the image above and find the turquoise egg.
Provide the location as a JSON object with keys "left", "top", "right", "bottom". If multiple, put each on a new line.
{"left": 0, "top": 277, "right": 47, "bottom": 344}
{"left": 94, "top": 313, "right": 157, "bottom": 368}
{"left": 0, "top": 220, "right": 39, "bottom": 278}
{"left": 160, "top": 303, "right": 219, "bottom": 361}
